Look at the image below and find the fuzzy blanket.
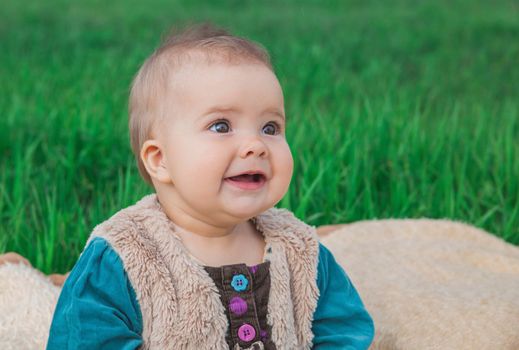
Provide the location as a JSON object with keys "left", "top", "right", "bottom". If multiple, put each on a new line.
{"left": 1, "top": 219, "right": 518, "bottom": 349}
{"left": 0, "top": 262, "right": 60, "bottom": 350}
{"left": 320, "top": 219, "right": 519, "bottom": 350}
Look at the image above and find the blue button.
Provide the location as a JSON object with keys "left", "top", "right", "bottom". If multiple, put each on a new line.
{"left": 231, "top": 274, "right": 249, "bottom": 292}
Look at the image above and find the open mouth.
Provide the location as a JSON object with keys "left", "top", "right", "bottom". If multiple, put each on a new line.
{"left": 224, "top": 173, "right": 267, "bottom": 190}
{"left": 226, "top": 174, "right": 266, "bottom": 183}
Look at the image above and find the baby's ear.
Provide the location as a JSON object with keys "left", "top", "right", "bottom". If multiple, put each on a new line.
{"left": 140, "top": 140, "right": 173, "bottom": 184}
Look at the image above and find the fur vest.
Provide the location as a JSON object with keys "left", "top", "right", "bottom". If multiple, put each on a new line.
{"left": 86, "top": 194, "right": 320, "bottom": 349}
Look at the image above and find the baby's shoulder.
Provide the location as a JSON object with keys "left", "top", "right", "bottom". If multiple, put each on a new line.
{"left": 82, "top": 202, "right": 152, "bottom": 257}
{"left": 88, "top": 194, "right": 159, "bottom": 241}
{"left": 80, "top": 236, "right": 120, "bottom": 265}
{"left": 259, "top": 206, "right": 318, "bottom": 238}
{"left": 256, "top": 207, "right": 320, "bottom": 256}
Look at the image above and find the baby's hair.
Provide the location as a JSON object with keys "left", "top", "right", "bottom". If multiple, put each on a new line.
{"left": 129, "top": 22, "right": 274, "bottom": 186}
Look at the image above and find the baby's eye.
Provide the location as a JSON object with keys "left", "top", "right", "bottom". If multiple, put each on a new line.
{"left": 209, "top": 120, "right": 231, "bottom": 133}
{"left": 263, "top": 122, "right": 281, "bottom": 135}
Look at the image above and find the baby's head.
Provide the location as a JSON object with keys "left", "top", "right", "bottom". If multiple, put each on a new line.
{"left": 128, "top": 23, "right": 293, "bottom": 225}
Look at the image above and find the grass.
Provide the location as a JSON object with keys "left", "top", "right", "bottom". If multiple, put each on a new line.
{"left": 0, "top": 0, "right": 518, "bottom": 274}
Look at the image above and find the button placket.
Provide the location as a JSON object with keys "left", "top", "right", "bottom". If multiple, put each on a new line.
{"left": 223, "top": 264, "right": 261, "bottom": 347}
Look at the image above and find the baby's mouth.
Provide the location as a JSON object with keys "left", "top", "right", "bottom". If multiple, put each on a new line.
{"left": 225, "top": 174, "right": 266, "bottom": 183}
{"left": 224, "top": 173, "right": 267, "bottom": 190}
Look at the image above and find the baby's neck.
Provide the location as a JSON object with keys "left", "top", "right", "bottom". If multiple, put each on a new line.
{"left": 156, "top": 193, "right": 267, "bottom": 266}
{"left": 174, "top": 219, "right": 266, "bottom": 267}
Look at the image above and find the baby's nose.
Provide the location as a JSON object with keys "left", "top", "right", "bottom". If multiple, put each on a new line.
{"left": 239, "top": 137, "right": 268, "bottom": 158}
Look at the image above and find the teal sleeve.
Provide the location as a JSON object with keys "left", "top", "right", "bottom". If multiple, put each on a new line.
{"left": 46, "top": 237, "right": 143, "bottom": 350}
{"left": 312, "top": 243, "right": 375, "bottom": 349}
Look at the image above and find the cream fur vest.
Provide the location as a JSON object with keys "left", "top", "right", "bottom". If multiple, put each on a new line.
{"left": 86, "top": 194, "right": 320, "bottom": 349}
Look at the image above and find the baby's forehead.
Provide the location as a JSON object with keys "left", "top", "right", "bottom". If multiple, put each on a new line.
{"left": 163, "top": 54, "right": 280, "bottom": 98}
{"left": 164, "top": 47, "right": 266, "bottom": 73}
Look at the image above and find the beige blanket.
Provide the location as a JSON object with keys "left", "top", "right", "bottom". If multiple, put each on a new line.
{"left": 319, "top": 219, "right": 519, "bottom": 350}
{"left": 1, "top": 219, "right": 518, "bottom": 349}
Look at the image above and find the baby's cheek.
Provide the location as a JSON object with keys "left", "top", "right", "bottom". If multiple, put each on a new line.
{"left": 279, "top": 146, "right": 294, "bottom": 175}
{"left": 274, "top": 147, "right": 294, "bottom": 189}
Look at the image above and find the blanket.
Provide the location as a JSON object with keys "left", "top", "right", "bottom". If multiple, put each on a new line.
{"left": 319, "top": 219, "right": 519, "bottom": 350}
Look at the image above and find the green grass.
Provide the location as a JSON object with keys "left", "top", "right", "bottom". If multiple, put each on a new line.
{"left": 0, "top": 0, "right": 518, "bottom": 274}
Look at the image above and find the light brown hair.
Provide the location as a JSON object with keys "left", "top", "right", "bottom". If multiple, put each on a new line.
{"left": 128, "top": 22, "right": 274, "bottom": 186}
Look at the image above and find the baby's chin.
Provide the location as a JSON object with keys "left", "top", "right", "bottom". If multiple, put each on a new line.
{"left": 217, "top": 178, "right": 288, "bottom": 216}
{"left": 220, "top": 197, "right": 276, "bottom": 219}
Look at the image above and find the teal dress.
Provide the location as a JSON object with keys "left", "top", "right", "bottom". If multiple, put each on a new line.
{"left": 46, "top": 237, "right": 374, "bottom": 349}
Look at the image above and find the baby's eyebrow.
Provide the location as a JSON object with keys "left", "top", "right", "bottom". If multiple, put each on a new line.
{"left": 262, "top": 107, "right": 286, "bottom": 120}
{"left": 201, "top": 106, "right": 285, "bottom": 120}
{"left": 202, "top": 106, "right": 241, "bottom": 117}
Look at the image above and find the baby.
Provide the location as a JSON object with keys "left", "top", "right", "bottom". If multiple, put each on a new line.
{"left": 46, "top": 23, "right": 374, "bottom": 350}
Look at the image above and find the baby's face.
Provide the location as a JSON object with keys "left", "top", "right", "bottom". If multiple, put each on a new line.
{"left": 154, "top": 60, "right": 293, "bottom": 221}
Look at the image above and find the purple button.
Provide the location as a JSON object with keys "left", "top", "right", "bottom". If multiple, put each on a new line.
{"left": 237, "top": 323, "right": 256, "bottom": 342}
{"left": 229, "top": 296, "right": 248, "bottom": 316}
